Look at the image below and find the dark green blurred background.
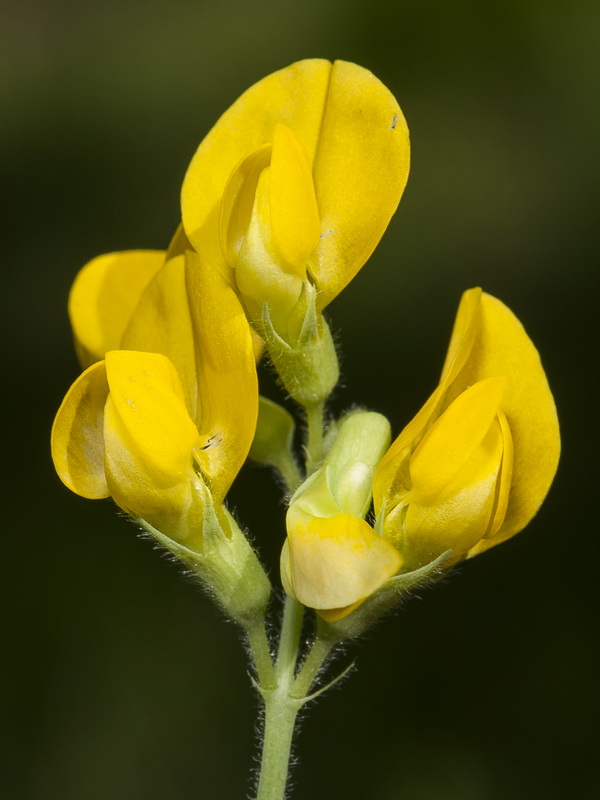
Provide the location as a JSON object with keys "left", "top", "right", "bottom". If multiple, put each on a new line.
{"left": 2, "top": 1, "right": 598, "bottom": 798}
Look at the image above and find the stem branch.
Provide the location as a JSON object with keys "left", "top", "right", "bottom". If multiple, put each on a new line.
{"left": 292, "top": 634, "right": 337, "bottom": 699}
{"left": 246, "top": 618, "right": 276, "bottom": 690}
{"left": 304, "top": 401, "right": 325, "bottom": 474}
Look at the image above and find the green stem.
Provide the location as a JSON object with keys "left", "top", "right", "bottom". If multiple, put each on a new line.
{"left": 254, "top": 598, "right": 304, "bottom": 800}
{"left": 304, "top": 400, "right": 325, "bottom": 474}
{"left": 255, "top": 687, "right": 302, "bottom": 800}
{"left": 292, "top": 633, "right": 337, "bottom": 699}
{"left": 253, "top": 604, "right": 340, "bottom": 800}
{"left": 276, "top": 597, "right": 305, "bottom": 679}
{"left": 246, "top": 618, "right": 276, "bottom": 690}
{"left": 274, "top": 450, "right": 303, "bottom": 495}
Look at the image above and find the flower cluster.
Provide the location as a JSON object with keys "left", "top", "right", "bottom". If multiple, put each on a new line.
{"left": 52, "top": 59, "right": 559, "bottom": 632}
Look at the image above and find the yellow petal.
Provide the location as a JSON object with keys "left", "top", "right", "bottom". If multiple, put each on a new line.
{"left": 279, "top": 537, "right": 296, "bottom": 600}
{"left": 373, "top": 385, "right": 444, "bottom": 515}
{"left": 234, "top": 167, "right": 304, "bottom": 329}
{"left": 409, "top": 377, "right": 506, "bottom": 503}
{"left": 104, "top": 394, "right": 200, "bottom": 542}
{"left": 455, "top": 292, "right": 560, "bottom": 548}
{"left": 285, "top": 508, "right": 402, "bottom": 615}
{"left": 182, "top": 59, "right": 409, "bottom": 307}
{"left": 68, "top": 250, "right": 165, "bottom": 367}
{"left": 219, "top": 144, "right": 272, "bottom": 267}
{"left": 270, "top": 123, "right": 320, "bottom": 273}
{"left": 104, "top": 351, "right": 199, "bottom": 483}
{"left": 51, "top": 361, "right": 110, "bottom": 498}
{"left": 400, "top": 415, "right": 505, "bottom": 567}
{"left": 165, "top": 223, "right": 191, "bottom": 260}
{"left": 439, "top": 287, "right": 482, "bottom": 385}
{"left": 374, "top": 290, "right": 484, "bottom": 513}
{"left": 182, "top": 59, "right": 333, "bottom": 284}
{"left": 309, "top": 60, "right": 410, "bottom": 309}
{"left": 121, "top": 254, "right": 197, "bottom": 418}
{"left": 483, "top": 409, "right": 514, "bottom": 540}
{"left": 185, "top": 251, "right": 258, "bottom": 502}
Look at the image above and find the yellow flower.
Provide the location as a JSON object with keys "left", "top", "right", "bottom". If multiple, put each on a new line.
{"left": 373, "top": 288, "right": 560, "bottom": 570}
{"left": 181, "top": 59, "right": 410, "bottom": 331}
{"left": 51, "top": 350, "right": 206, "bottom": 543}
{"left": 282, "top": 290, "right": 559, "bottom": 624}
{"left": 53, "top": 245, "right": 259, "bottom": 530}
{"left": 281, "top": 412, "right": 402, "bottom": 622}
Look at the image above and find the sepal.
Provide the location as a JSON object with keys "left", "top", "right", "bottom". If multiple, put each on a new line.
{"left": 262, "top": 286, "right": 339, "bottom": 406}
{"left": 318, "top": 551, "right": 451, "bottom": 640}
{"left": 137, "top": 483, "right": 271, "bottom": 628}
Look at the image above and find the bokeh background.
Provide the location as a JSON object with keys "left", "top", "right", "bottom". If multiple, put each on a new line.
{"left": 2, "top": 1, "right": 598, "bottom": 798}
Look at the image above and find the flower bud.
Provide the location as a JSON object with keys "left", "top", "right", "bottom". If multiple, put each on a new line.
{"left": 281, "top": 411, "right": 402, "bottom": 620}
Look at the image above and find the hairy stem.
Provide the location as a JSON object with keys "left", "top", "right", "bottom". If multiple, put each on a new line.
{"left": 292, "top": 633, "right": 337, "bottom": 699}
{"left": 304, "top": 400, "right": 325, "bottom": 474}
{"left": 253, "top": 598, "right": 304, "bottom": 800}
{"left": 246, "top": 618, "right": 276, "bottom": 690}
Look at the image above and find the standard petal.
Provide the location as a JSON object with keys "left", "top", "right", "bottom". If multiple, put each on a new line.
{"left": 286, "top": 508, "right": 402, "bottom": 617}
{"left": 121, "top": 254, "right": 197, "bottom": 418}
{"left": 165, "top": 224, "right": 191, "bottom": 260}
{"left": 454, "top": 292, "right": 560, "bottom": 546}
{"left": 51, "top": 361, "right": 110, "bottom": 498}
{"left": 68, "top": 250, "right": 165, "bottom": 367}
{"left": 182, "top": 59, "right": 333, "bottom": 284}
{"left": 309, "top": 60, "right": 410, "bottom": 309}
{"left": 439, "top": 287, "right": 482, "bottom": 385}
{"left": 185, "top": 251, "right": 258, "bottom": 502}
{"left": 374, "top": 289, "right": 483, "bottom": 513}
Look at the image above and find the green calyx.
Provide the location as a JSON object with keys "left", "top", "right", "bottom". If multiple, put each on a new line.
{"left": 262, "top": 283, "right": 339, "bottom": 407}
{"left": 319, "top": 550, "right": 452, "bottom": 641}
{"left": 138, "top": 481, "right": 271, "bottom": 628}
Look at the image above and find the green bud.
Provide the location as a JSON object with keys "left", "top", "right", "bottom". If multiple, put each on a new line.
{"left": 291, "top": 410, "right": 391, "bottom": 520}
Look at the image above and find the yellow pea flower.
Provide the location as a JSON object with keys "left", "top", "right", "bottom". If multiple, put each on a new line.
{"left": 281, "top": 412, "right": 402, "bottom": 621}
{"left": 57, "top": 241, "right": 258, "bottom": 505}
{"left": 52, "top": 347, "right": 271, "bottom": 622}
{"left": 181, "top": 59, "right": 410, "bottom": 327}
{"left": 55, "top": 237, "right": 267, "bottom": 621}
{"left": 66, "top": 236, "right": 259, "bottom": 498}
{"left": 373, "top": 288, "right": 560, "bottom": 570}
{"left": 51, "top": 350, "right": 206, "bottom": 543}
